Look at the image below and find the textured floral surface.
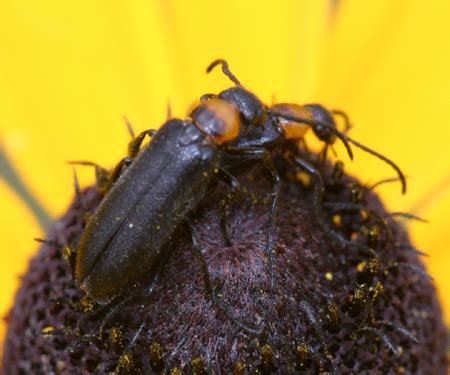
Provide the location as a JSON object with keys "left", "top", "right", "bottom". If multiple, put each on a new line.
{"left": 4, "top": 154, "right": 447, "bottom": 373}
{"left": 1, "top": 0, "right": 449, "bottom": 356}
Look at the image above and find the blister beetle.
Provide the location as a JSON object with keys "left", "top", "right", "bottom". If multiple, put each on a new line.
{"left": 73, "top": 59, "right": 406, "bottom": 308}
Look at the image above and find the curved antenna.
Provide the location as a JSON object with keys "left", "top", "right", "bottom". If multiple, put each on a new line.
{"left": 206, "top": 59, "right": 241, "bottom": 86}
{"left": 331, "top": 109, "right": 352, "bottom": 133}
{"left": 384, "top": 211, "right": 428, "bottom": 223}
{"left": 267, "top": 109, "right": 407, "bottom": 194}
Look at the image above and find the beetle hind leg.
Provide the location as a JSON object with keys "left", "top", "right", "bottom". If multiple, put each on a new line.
{"left": 258, "top": 157, "right": 281, "bottom": 292}
{"left": 217, "top": 168, "right": 241, "bottom": 246}
{"left": 190, "top": 225, "right": 263, "bottom": 336}
{"left": 290, "top": 156, "right": 360, "bottom": 251}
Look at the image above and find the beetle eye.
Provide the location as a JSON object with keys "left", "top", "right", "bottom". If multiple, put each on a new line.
{"left": 313, "top": 125, "right": 337, "bottom": 144}
{"left": 123, "top": 157, "right": 133, "bottom": 167}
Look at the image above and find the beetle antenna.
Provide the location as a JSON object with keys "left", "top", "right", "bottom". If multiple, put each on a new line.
{"left": 166, "top": 100, "right": 172, "bottom": 120}
{"left": 67, "top": 160, "right": 100, "bottom": 168}
{"left": 384, "top": 212, "right": 428, "bottom": 223}
{"left": 299, "top": 301, "right": 331, "bottom": 358}
{"left": 267, "top": 109, "right": 407, "bottom": 194}
{"left": 206, "top": 59, "right": 241, "bottom": 86}
{"left": 394, "top": 243, "right": 429, "bottom": 257}
{"left": 387, "top": 262, "right": 434, "bottom": 281}
{"left": 122, "top": 115, "right": 135, "bottom": 140}
{"left": 331, "top": 109, "right": 352, "bottom": 133}
{"left": 34, "top": 238, "right": 64, "bottom": 249}
{"left": 357, "top": 327, "right": 397, "bottom": 354}
{"left": 344, "top": 135, "right": 407, "bottom": 194}
{"left": 367, "top": 176, "right": 402, "bottom": 191}
{"left": 376, "top": 320, "right": 419, "bottom": 343}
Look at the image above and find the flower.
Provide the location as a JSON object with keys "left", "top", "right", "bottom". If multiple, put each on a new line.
{"left": 1, "top": 0, "right": 449, "bottom": 360}
{"left": 3, "top": 152, "right": 447, "bottom": 373}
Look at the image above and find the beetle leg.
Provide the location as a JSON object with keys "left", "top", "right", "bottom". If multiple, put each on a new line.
{"left": 260, "top": 156, "right": 280, "bottom": 291}
{"left": 67, "top": 160, "right": 110, "bottom": 193}
{"left": 96, "top": 249, "right": 172, "bottom": 340}
{"left": 317, "top": 144, "right": 329, "bottom": 166}
{"left": 72, "top": 167, "right": 88, "bottom": 219}
{"left": 68, "top": 157, "right": 133, "bottom": 195}
{"left": 33, "top": 237, "right": 65, "bottom": 249}
{"left": 128, "top": 129, "right": 156, "bottom": 157}
{"left": 123, "top": 116, "right": 156, "bottom": 154}
{"left": 299, "top": 300, "right": 335, "bottom": 368}
{"left": 323, "top": 201, "right": 392, "bottom": 251}
{"left": 111, "top": 321, "right": 148, "bottom": 374}
{"left": 74, "top": 248, "right": 171, "bottom": 345}
{"left": 290, "top": 156, "right": 361, "bottom": 251}
{"left": 224, "top": 146, "right": 280, "bottom": 289}
{"left": 166, "top": 100, "right": 172, "bottom": 119}
{"left": 96, "top": 270, "right": 164, "bottom": 340}
{"left": 216, "top": 168, "right": 240, "bottom": 246}
{"left": 189, "top": 225, "right": 263, "bottom": 336}
{"left": 100, "top": 156, "right": 133, "bottom": 193}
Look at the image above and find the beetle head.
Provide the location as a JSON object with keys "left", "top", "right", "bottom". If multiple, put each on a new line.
{"left": 304, "top": 104, "right": 337, "bottom": 145}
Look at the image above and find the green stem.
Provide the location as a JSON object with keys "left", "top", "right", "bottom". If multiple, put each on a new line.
{"left": 0, "top": 146, "right": 53, "bottom": 231}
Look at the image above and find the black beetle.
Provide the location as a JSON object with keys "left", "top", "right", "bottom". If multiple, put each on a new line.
{"left": 72, "top": 59, "right": 406, "bottom": 306}
{"left": 75, "top": 101, "right": 240, "bottom": 304}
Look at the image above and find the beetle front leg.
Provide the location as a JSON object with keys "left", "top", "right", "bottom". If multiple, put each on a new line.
{"left": 216, "top": 168, "right": 240, "bottom": 246}
{"left": 332, "top": 109, "right": 352, "bottom": 134}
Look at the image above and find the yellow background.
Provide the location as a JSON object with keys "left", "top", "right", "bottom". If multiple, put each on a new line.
{"left": 1, "top": 0, "right": 449, "bottom": 352}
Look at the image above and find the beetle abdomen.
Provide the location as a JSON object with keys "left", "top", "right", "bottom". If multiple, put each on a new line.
{"left": 75, "top": 119, "right": 220, "bottom": 304}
